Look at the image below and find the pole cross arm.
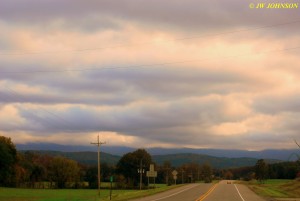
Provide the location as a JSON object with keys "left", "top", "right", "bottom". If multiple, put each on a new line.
{"left": 90, "top": 135, "right": 106, "bottom": 197}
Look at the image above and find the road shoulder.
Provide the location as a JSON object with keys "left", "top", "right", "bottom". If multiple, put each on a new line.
{"left": 235, "top": 183, "right": 267, "bottom": 201}
{"left": 130, "top": 184, "right": 200, "bottom": 201}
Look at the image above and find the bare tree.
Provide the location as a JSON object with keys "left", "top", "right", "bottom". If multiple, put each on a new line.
{"left": 295, "top": 139, "right": 300, "bottom": 149}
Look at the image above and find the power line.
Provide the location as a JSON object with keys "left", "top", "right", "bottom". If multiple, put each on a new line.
{"left": 1, "top": 45, "right": 299, "bottom": 75}
{"left": 2, "top": 89, "right": 65, "bottom": 132}
{"left": 0, "top": 19, "right": 300, "bottom": 56}
{"left": 1, "top": 86, "right": 79, "bottom": 133}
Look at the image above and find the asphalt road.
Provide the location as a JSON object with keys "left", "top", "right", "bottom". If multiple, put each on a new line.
{"left": 202, "top": 180, "right": 266, "bottom": 201}
{"left": 131, "top": 180, "right": 266, "bottom": 201}
{"left": 130, "top": 183, "right": 213, "bottom": 201}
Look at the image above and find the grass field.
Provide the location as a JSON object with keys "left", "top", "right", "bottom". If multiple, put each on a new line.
{"left": 245, "top": 179, "right": 300, "bottom": 199}
{"left": 0, "top": 184, "right": 183, "bottom": 201}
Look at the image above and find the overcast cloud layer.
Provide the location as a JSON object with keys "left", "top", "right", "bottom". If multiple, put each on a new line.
{"left": 1, "top": 0, "right": 300, "bottom": 150}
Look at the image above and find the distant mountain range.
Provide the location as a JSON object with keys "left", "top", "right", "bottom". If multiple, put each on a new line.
{"left": 20, "top": 150, "right": 281, "bottom": 169}
{"left": 16, "top": 143, "right": 300, "bottom": 161}
{"left": 20, "top": 150, "right": 120, "bottom": 165}
{"left": 152, "top": 153, "right": 280, "bottom": 169}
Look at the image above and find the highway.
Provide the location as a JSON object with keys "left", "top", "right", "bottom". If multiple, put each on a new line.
{"left": 130, "top": 183, "right": 213, "bottom": 201}
{"left": 200, "top": 180, "right": 265, "bottom": 201}
{"left": 130, "top": 180, "right": 266, "bottom": 201}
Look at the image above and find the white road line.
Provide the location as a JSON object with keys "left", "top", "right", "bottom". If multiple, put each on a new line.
{"left": 148, "top": 184, "right": 199, "bottom": 201}
{"left": 234, "top": 184, "right": 245, "bottom": 201}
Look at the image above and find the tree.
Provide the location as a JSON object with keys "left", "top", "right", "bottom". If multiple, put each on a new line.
{"left": 85, "top": 166, "right": 98, "bottom": 188}
{"left": 85, "top": 163, "right": 115, "bottom": 189}
{"left": 116, "top": 149, "right": 152, "bottom": 187}
{"left": 162, "top": 161, "right": 172, "bottom": 185}
{"left": 0, "top": 136, "right": 17, "bottom": 186}
{"left": 15, "top": 152, "right": 31, "bottom": 187}
{"left": 295, "top": 139, "right": 300, "bottom": 149}
{"left": 49, "top": 156, "right": 80, "bottom": 188}
{"left": 178, "top": 163, "right": 200, "bottom": 183}
{"left": 224, "top": 170, "right": 233, "bottom": 180}
{"left": 255, "top": 159, "right": 268, "bottom": 183}
{"left": 294, "top": 139, "right": 300, "bottom": 164}
{"left": 201, "top": 163, "right": 213, "bottom": 183}
{"left": 16, "top": 151, "right": 50, "bottom": 188}
{"left": 101, "top": 162, "right": 115, "bottom": 182}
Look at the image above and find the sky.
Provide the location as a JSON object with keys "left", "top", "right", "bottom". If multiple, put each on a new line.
{"left": 1, "top": 0, "right": 300, "bottom": 150}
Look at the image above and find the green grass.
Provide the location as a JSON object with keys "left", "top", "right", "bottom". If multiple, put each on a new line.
{"left": 245, "top": 179, "right": 300, "bottom": 198}
{"left": 0, "top": 184, "right": 183, "bottom": 201}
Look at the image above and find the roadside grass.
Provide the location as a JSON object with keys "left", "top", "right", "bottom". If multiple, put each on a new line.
{"left": 0, "top": 188, "right": 100, "bottom": 201}
{"left": 245, "top": 179, "right": 300, "bottom": 198}
{"left": 0, "top": 184, "right": 183, "bottom": 201}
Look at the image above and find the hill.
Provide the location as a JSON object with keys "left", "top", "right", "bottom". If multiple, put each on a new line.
{"left": 16, "top": 143, "right": 299, "bottom": 161}
{"left": 20, "top": 150, "right": 281, "bottom": 169}
{"left": 20, "top": 150, "right": 120, "bottom": 165}
{"left": 152, "top": 153, "right": 280, "bottom": 169}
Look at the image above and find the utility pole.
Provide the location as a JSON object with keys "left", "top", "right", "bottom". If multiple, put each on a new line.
{"left": 166, "top": 167, "right": 170, "bottom": 185}
{"left": 137, "top": 159, "right": 145, "bottom": 190}
{"left": 91, "top": 135, "right": 106, "bottom": 198}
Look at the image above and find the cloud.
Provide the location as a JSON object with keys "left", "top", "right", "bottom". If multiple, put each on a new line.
{"left": 1, "top": 0, "right": 299, "bottom": 32}
{"left": 1, "top": 0, "right": 300, "bottom": 150}
{"left": 254, "top": 94, "right": 300, "bottom": 114}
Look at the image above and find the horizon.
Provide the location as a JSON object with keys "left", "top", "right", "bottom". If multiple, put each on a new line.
{"left": 15, "top": 142, "right": 300, "bottom": 152}
{"left": 15, "top": 142, "right": 300, "bottom": 161}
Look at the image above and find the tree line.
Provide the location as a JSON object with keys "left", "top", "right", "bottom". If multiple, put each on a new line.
{"left": 0, "top": 136, "right": 215, "bottom": 188}
{"left": 1, "top": 136, "right": 299, "bottom": 188}
{"left": 220, "top": 159, "right": 300, "bottom": 183}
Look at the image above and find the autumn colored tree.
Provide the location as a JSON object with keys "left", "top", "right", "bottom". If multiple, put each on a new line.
{"left": 0, "top": 136, "right": 17, "bottom": 186}
{"left": 49, "top": 156, "right": 80, "bottom": 188}
{"left": 224, "top": 170, "right": 233, "bottom": 180}
{"left": 14, "top": 153, "right": 30, "bottom": 187}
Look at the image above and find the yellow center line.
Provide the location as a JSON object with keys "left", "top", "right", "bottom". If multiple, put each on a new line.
{"left": 195, "top": 182, "right": 219, "bottom": 201}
